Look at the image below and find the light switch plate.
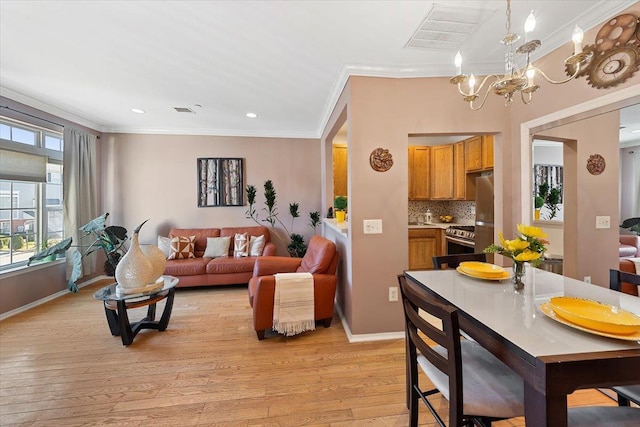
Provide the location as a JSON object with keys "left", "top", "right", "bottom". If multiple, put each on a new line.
{"left": 363, "top": 219, "right": 383, "bottom": 234}
{"left": 595, "top": 216, "right": 610, "bottom": 229}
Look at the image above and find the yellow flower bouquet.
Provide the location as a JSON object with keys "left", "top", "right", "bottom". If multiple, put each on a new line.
{"left": 483, "top": 224, "right": 548, "bottom": 291}
{"left": 484, "top": 224, "right": 548, "bottom": 267}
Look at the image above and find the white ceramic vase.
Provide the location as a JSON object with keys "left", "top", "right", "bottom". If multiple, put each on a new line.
{"left": 141, "top": 244, "right": 167, "bottom": 282}
{"left": 115, "top": 233, "right": 154, "bottom": 289}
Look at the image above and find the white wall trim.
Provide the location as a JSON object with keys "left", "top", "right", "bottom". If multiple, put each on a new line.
{"left": 520, "top": 85, "right": 640, "bottom": 225}
{"left": 0, "top": 275, "right": 107, "bottom": 321}
{"left": 335, "top": 302, "right": 405, "bottom": 343}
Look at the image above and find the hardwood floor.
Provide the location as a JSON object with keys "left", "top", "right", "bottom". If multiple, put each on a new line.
{"left": 0, "top": 280, "right": 617, "bottom": 426}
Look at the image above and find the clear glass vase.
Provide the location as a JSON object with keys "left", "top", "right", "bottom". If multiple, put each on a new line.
{"left": 512, "top": 261, "right": 525, "bottom": 292}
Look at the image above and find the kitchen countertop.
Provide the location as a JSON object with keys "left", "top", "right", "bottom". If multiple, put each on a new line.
{"left": 408, "top": 222, "right": 471, "bottom": 229}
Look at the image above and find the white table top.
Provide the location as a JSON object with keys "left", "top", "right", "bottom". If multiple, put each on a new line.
{"left": 405, "top": 268, "right": 640, "bottom": 358}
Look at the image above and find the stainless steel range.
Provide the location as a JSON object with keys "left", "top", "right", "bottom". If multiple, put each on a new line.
{"left": 445, "top": 225, "right": 475, "bottom": 253}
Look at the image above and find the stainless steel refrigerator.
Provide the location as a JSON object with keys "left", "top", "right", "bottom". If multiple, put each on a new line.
{"left": 475, "top": 175, "right": 494, "bottom": 257}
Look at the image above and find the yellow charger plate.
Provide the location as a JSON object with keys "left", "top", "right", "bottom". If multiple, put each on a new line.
{"left": 458, "top": 261, "right": 506, "bottom": 278}
{"left": 456, "top": 266, "right": 510, "bottom": 281}
{"left": 540, "top": 303, "right": 640, "bottom": 341}
{"left": 548, "top": 296, "right": 640, "bottom": 335}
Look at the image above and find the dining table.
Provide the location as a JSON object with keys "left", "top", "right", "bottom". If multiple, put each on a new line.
{"left": 405, "top": 267, "right": 640, "bottom": 427}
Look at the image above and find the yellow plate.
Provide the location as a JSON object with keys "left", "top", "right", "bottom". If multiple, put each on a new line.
{"left": 540, "top": 303, "right": 640, "bottom": 341}
{"left": 548, "top": 296, "right": 640, "bottom": 335}
{"left": 458, "top": 262, "right": 506, "bottom": 278}
{"left": 456, "top": 266, "right": 510, "bottom": 281}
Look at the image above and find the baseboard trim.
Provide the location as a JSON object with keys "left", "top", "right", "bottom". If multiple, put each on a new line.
{"left": 336, "top": 303, "right": 405, "bottom": 343}
{"left": 0, "top": 276, "right": 107, "bottom": 321}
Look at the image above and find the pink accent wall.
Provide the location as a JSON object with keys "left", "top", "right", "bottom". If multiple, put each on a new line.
{"left": 100, "top": 133, "right": 322, "bottom": 256}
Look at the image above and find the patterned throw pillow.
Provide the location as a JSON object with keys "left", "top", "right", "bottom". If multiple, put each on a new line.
{"left": 203, "top": 236, "right": 231, "bottom": 258}
{"left": 249, "top": 235, "right": 265, "bottom": 256}
{"left": 234, "top": 232, "right": 248, "bottom": 257}
{"left": 168, "top": 235, "right": 196, "bottom": 260}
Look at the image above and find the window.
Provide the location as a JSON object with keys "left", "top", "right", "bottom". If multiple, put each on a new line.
{"left": 0, "top": 118, "right": 63, "bottom": 270}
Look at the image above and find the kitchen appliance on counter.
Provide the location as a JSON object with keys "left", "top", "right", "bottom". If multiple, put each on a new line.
{"left": 475, "top": 175, "right": 495, "bottom": 257}
{"left": 445, "top": 225, "right": 475, "bottom": 254}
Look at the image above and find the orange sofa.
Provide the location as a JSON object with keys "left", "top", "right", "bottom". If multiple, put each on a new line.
{"left": 164, "top": 226, "right": 276, "bottom": 287}
{"left": 618, "top": 258, "right": 639, "bottom": 296}
{"left": 619, "top": 235, "right": 640, "bottom": 258}
{"left": 248, "top": 235, "right": 338, "bottom": 340}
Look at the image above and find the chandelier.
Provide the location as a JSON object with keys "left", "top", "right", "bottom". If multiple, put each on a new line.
{"left": 450, "top": 0, "right": 593, "bottom": 110}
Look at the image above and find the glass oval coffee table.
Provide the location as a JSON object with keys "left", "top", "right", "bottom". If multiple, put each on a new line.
{"left": 93, "top": 275, "right": 179, "bottom": 346}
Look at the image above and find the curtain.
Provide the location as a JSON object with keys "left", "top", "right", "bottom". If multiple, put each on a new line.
{"left": 63, "top": 128, "right": 98, "bottom": 280}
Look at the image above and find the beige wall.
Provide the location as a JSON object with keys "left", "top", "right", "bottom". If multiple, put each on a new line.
{"left": 100, "top": 133, "right": 322, "bottom": 255}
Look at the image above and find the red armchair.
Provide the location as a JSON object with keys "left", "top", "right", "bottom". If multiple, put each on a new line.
{"left": 248, "top": 236, "right": 339, "bottom": 340}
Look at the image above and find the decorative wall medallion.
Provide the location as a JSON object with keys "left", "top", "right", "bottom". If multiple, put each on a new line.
{"left": 566, "top": 13, "right": 640, "bottom": 89}
{"left": 370, "top": 148, "right": 393, "bottom": 172}
{"left": 586, "top": 154, "right": 606, "bottom": 175}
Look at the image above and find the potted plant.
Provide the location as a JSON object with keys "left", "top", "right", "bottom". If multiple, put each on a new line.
{"left": 537, "top": 182, "right": 562, "bottom": 220}
{"left": 334, "top": 196, "right": 347, "bottom": 223}
{"left": 534, "top": 195, "right": 544, "bottom": 221}
{"left": 245, "top": 180, "right": 320, "bottom": 257}
{"left": 27, "top": 213, "right": 128, "bottom": 292}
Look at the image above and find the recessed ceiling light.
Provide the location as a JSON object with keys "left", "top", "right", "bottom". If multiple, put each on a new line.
{"left": 246, "top": 112, "right": 258, "bottom": 118}
{"left": 131, "top": 108, "right": 145, "bottom": 114}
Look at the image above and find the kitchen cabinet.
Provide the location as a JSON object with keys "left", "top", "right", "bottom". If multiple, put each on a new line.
{"left": 409, "top": 146, "right": 430, "bottom": 200}
{"left": 333, "top": 144, "right": 348, "bottom": 199}
{"left": 408, "top": 228, "right": 444, "bottom": 270}
{"left": 453, "top": 141, "right": 468, "bottom": 200}
{"left": 430, "top": 144, "right": 454, "bottom": 199}
{"left": 465, "top": 135, "right": 494, "bottom": 172}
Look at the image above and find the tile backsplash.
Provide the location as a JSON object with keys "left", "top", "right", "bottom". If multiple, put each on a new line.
{"left": 409, "top": 201, "right": 475, "bottom": 224}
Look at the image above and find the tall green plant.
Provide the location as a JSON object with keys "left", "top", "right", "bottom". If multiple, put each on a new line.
{"left": 246, "top": 180, "right": 319, "bottom": 257}
{"left": 537, "top": 182, "right": 562, "bottom": 220}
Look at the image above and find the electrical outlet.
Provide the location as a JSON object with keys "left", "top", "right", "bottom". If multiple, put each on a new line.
{"left": 389, "top": 287, "right": 398, "bottom": 302}
{"left": 595, "top": 216, "right": 610, "bottom": 229}
{"left": 363, "top": 219, "right": 383, "bottom": 234}
{"left": 584, "top": 276, "right": 591, "bottom": 284}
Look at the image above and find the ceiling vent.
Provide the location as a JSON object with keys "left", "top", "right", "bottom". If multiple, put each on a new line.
{"left": 406, "top": 4, "right": 495, "bottom": 51}
{"left": 174, "top": 107, "right": 196, "bottom": 114}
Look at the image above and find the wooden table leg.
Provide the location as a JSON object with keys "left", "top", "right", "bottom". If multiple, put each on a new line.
{"left": 524, "top": 382, "right": 568, "bottom": 427}
{"left": 158, "top": 288, "right": 175, "bottom": 331}
{"left": 116, "top": 299, "right": 134, "bottom": 346}
{"left": 104, "top": 304, "right": 120, "bottom": 336}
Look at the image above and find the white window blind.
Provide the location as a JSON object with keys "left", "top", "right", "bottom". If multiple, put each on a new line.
{"left": 0, "top": 148, "right": 47, "bottom": 182}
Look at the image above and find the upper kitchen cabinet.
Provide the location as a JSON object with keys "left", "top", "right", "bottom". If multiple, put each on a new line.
{"left": 430, "top": 144, "right": 454, "bottom": 199}
{"left": 333, "top": 144, "right": 348, "bottom": 199}
{"left": 409, "top": 146, "right": 430, "bottom": 200}
{"left": 453, "top": 141, "right": 470, "bottom": 200}
{"left": 464, "top": 135, "right": 494, "bottom": 172}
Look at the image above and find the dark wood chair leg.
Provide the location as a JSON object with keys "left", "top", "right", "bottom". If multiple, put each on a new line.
{"left": 256, "top": 330, "right": 266, "bottom": 340}
{"left": 322, "top": 318, "right": 332, "bottom": 328}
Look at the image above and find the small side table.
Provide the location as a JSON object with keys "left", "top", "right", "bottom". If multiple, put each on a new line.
{"left": 93, "top": 276, "right": 179, "bottom": 346}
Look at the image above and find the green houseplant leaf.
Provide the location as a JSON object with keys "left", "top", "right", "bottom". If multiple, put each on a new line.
{"left": 27, "top": 237, "right": 73, "bottom": 266}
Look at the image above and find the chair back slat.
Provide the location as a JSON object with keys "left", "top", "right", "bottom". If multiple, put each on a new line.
{"left": 610, "top": 269, "right": 640, "bottom": 295}
{"left": 398, "top": 274, "right": 464, "bottom": 424}
{"left": 432, "top": 253, "right": 487, "bottom": 270}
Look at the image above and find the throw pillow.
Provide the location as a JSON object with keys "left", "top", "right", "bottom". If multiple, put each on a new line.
{"left": 234, "top": 232, "right": 249, "bottom": 257}
{"left": 204, "top": 236, "right": 231, "bottom": 258}
{"left": 249, "top": 235, "right": 265, "bottom": 256}
{"left": 157, "top": 236, "right": 172, "bottom": 258}
{"left": 168, "top": 235, "right": 196, "bottom": 260}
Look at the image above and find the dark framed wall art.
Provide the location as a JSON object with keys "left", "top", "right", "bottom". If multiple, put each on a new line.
{"left": 197, "top": 158, "right": 244, "bottom": 207}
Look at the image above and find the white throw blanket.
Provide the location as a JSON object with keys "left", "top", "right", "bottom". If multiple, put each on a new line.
{"left": 273, "top": 272, "right": 315, "bottom": 336}
{"left": 631, "top": 257, "right": 640, "bottom": 275}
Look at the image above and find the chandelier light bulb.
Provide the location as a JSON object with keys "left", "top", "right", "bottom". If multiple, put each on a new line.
{"left": 526, "top": 67, "right": 536, "bottom": 85}
{"left": 469, "top": 74, "right": 476, "bottom": 94}
{"left": 455, "top": 51, "right": 462, "bottom": 75}
{"left": 572, "top": 25, "right": 584, "bottom": 54}
{"left": 524, "top": 11, "right": 536, "bottom": 41}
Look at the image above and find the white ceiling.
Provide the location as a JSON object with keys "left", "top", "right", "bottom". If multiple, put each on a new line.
{"left": 0, "top": 0, "right": 637, "bottom": 139}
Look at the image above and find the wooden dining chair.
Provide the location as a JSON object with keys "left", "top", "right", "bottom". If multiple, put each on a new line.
{"left": 397, "top": 274, "right": 524, "bottom": 427}
{"left": 608, "top": 269, "right": 640, "bottom": 408}
{"left": 432, "top": 253, "right": 487, "bottom": 270}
